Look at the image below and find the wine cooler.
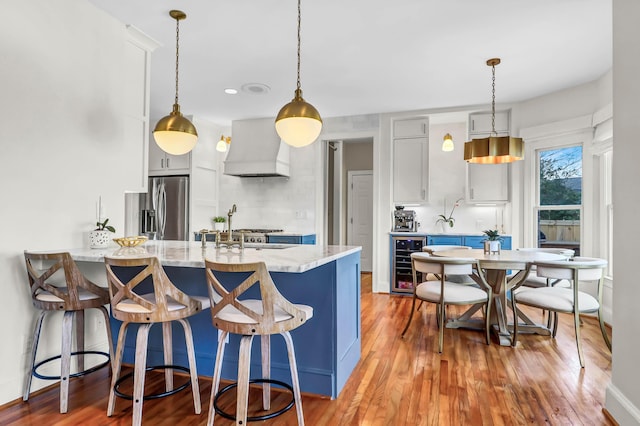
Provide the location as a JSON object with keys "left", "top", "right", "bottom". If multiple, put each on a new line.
{"left": 391, "top": 235, "right": 426, "bottom": 293}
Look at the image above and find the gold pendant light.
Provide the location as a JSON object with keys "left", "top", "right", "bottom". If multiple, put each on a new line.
{"left": 275, "top": 0, "right": 322, "bottom": 148}
{"left": 464, "top": 58, "right": 524, "bottom": 164}
{"left": 153, "top": 10, "right": 198, "bottom": 156}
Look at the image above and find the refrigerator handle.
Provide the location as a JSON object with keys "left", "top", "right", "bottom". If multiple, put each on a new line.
{"left": 159, "top": 183, "right": 167, "bottom": 238}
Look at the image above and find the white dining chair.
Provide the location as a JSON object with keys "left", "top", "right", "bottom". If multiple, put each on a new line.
{"left": 511, "top": 256, "right": 611, "bottom": 367}
{"left": 422, "top": 245, "right": 474, "bottom": 284}
{"left": 516, "top": 248, "right": 575, "bottom": 288}
{"left": 402, "top": 253, "right": 492, "bottom": 353}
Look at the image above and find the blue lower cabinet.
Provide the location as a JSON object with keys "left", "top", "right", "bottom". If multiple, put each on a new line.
{"left": 426, "top": 235, "right": 512, "bottom": 249}
{"left": 427, "top": 236, "right": 463, "bottom": 245}
{"left": 267, "top": 234, "right": 316, "bottom": 245}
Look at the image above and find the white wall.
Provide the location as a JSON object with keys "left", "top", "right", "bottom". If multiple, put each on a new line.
{"left": 0, "top": 1, "right": 143, "bottom": 405}
{"left": 606, "top": 0, "right": 640, "bottom": 423}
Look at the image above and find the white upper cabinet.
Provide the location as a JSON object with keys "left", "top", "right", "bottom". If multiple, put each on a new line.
{"left": 124, "top": 26, "right": 159, "bottom": 192}
{"left": 148, "top": 141, "right": 191, "bottom": 175}
{"left": 468, "top": 110, "right": 510, "bottom": 135}
{"left": 393, "top": 117, "right": 429, "bottom": 204}
{"left": 466, "top": 163, "right": 510, "bottom": 203}
{"left": 466, "top": 110, "right": 511, "bottom": 203}
{"left": 393, "top": 117, "right": 428, "bottom": 138}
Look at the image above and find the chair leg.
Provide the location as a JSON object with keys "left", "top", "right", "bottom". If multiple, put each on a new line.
{"left": 108, "top": 322, "right": 130, "bottom": 417}
{"left": 401, "top": 295, "right": 418, "bottom": 337}
{"left": 236, "top": 335, "right": 255, "bottom": 426}
{"left": 207, "top": 330, "right": 228, "bottom": 426}
{"left": 598, "top": 308, "right": 612, "bottom": 351}
{"left": 97, "top": 306, "right": 115, "bottom": 376}
{"left": 552, "top": 312, "right": 559, "bottom": 337}
{"left": 23, "top": 311, "right": 46, "bottom": 402}
{"left": 573, "top": 311, "right": 585, "bottom": 368}
{"left": 162, "top": 322, "right": 173, "bottom": 392}
{"left": 133, "top": 323, "right": 152, "bottom": 426}
{"left": 177, "top": 318, "right": 201, "bottom": 414}
{"left": 438, "top": 302, "right": 446, "bottom": 353}
{"left": 60, "top": 311, "right": 74, "bottom": 413}
{"left": 282, "top": 331, "right": 305, "bottom": 426}
{"left": 75, "top": 310, "right": 85, "bottom": 373}
{"left": 261, "top": 335, "right": 271, "bottom": 411}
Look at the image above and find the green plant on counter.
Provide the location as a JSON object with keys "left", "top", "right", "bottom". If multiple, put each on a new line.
{"left": 213, "top": 216, "right": 226, "bottom": 223}
{"left": 95, "top": 218, "right": 116, "bottom": 233}
{"left": 483, "top": 229, "right": 502, "bottom": 241}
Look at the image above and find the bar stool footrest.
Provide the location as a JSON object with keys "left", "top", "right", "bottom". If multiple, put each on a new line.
{"left": 114, "top": 365, "right": 191, "bottom": 400}
{"left": 214, "top": 378, "right": 295, "bottom": 422}
{"left": 32, "top": 350, "right": 110, "bottom": 380}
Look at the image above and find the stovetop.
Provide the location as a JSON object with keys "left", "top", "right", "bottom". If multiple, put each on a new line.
{"left": 233, "top": 229, "right": 283, "bottom": 234}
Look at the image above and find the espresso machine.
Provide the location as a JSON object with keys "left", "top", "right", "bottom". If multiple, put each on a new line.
{"left": 393, "top": 206, "right": 418, "bottom": 232}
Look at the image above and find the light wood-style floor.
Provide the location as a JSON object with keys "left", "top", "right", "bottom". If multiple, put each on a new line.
{"left": 1, "top": 272, "right": 614, "bottom": 425}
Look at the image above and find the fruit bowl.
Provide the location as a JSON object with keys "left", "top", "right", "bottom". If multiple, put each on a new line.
{"left": 113, "top": 236, "right": 148, "bottom": 247}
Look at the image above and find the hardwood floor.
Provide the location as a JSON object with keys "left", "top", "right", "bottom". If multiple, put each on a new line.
{"left": 1, "top": 272, "right": 614, "bottom": 425}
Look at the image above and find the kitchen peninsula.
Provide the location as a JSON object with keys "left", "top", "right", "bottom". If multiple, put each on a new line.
{"left": 67, "top": 240, "right": 362, "bottom": 399}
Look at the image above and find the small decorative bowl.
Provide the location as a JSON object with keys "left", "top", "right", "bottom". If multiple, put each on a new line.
{"left": 113, "top": 236, "right": 148, "bottom": 247}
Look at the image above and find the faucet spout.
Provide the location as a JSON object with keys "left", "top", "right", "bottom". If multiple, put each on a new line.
{"left": 227, "top": 204, "right": 237, "bottom": 242}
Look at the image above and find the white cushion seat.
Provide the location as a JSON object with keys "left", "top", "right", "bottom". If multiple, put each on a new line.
{"left": 214, "top": 299, "right": 313, "bottom": 324}
{"left": 35, "top": 287, "right": 103, "bottom": 303}
{"left": 115, "top": 293, "right": 211, "bottom": 314}
{"left": 416, "top": 281, "right": 488, "bottom": 304}
{"left": 514, "top": 287, "right": 599, "bottom": 313}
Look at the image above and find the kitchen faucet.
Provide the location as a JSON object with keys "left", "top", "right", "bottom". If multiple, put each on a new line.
{"left": 215, "top": 204, "right": 243, "bottom": 249}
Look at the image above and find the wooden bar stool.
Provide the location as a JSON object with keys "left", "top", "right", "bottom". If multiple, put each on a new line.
{"left": 23, "top": 251, "right": 114, "bottom": 413}
{"left": 104, "top": 256, "right": 210, "bottom": 426}
{"left": 204, "top": 260, "right": 313, "bottom": 425}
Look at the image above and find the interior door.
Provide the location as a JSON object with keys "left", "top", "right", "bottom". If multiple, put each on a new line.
{"left": 348, "top": 171, "right": 373, "bottom": 271}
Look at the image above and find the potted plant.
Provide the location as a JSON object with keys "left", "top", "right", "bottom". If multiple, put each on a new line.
{"left": 212, "top": 216, "right": 226, "bottom": 232}
{"left": 435, "top": 197, "right": 463, "bottom": 233}
{"left": 89, "top": 218, "right": 116, "bottom": 249}
{"left": 483, "top": 229, "right": 502, "bottom": 254}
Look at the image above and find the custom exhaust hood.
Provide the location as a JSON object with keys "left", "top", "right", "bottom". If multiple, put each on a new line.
{"left": 223, "top": 118, "right": 290, "bottom": 177}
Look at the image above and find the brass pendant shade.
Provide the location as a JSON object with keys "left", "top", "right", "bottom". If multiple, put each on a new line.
{"left": 464, "top": 58, "right": 523, "bottom": 164}
{"left": 153, "top": 10, "right": 198, "bottom": 156}
{"left": 464, "top": 135, "right": 523, "bottom": 164}
{"left": 275, "top": 88, "right": 323, "bottom": 147}
{"left": 275, "top": 0, "right": 322, "bottom": 148}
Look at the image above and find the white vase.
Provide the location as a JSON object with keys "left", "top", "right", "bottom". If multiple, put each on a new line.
{"left": 489, "top": 240, "right": 501, "bottom": 254}
{"left": 440, "top": 222, "right": 451, "bottom": 233}
{"left": 214, "top": 222, "right": 225, "bottom": 232}
{"left": 89, "top": 230, "right": 110, "bottom": 249}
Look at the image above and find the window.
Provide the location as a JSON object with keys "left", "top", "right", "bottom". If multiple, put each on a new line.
{"left": 536, "top": 145, "right": 582, "bottom": 255}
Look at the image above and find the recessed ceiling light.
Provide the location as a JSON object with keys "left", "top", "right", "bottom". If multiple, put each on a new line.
{"left": 224, "top": 88, "right": 238, "bottom": 95}
{"left": 241, "top": 83, "right": 271, "bottom": 95}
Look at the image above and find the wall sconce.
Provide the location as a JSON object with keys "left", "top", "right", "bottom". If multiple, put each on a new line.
{"left": 216, "top": 135, "right": 231, "bottom": 153}
{"left": 442, "top": 133, "right": 454, "bottom": 152}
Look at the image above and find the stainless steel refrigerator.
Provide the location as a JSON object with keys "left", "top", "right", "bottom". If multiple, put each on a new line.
{"left": 139, "top": 176, "right": 189, "bottom": 240}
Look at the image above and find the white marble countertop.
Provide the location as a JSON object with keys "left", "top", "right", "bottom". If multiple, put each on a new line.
{"left": 62, "top": 240, "right": 361, "bottom": 273}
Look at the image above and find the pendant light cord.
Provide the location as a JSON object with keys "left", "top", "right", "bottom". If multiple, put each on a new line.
{"left": 174, "top": 16, "right": 181, "bottom": 105}
{"left": 296, "top": 0, "right": 301, "bottom": 92}
{"left": 491, "top": 62, "right": 496, "bottom": 135}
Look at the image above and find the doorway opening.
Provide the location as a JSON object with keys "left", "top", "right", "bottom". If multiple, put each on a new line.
{"left": 325, "top": 138, "right": 374, "bottom": 272}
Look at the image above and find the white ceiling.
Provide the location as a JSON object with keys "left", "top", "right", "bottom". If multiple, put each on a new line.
{"left": 87, "top": 0, "right": 612, "bottom": 127}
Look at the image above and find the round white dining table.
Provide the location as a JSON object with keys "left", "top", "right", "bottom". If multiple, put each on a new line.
{"left": 432, "top": 248, "right": 566, "bottom": 346}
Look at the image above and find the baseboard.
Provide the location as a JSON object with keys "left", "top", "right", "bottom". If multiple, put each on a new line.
{"left": 606, "top": 383, "right": 640, "bottom": 425}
